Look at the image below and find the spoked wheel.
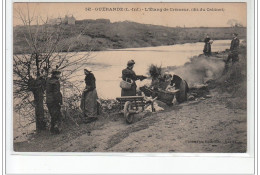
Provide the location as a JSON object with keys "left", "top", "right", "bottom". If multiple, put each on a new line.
{"left": 124, "top": 101, "right": 134, "bottom": 124}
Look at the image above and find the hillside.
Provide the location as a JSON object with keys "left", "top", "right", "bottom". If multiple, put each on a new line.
{"left": 13, "top": 19, "right": 246, "bottom": 54}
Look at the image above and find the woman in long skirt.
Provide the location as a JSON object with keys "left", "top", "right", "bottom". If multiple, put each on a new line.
{"left": 80, "top": 69, "right": 98, "bottom": 123}
{"left": 203, "top": 34, "right": 212, "bottom": 56}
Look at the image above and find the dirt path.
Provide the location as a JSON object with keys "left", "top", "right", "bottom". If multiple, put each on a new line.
{"left": 41, "top": 89, "right": 246, "bottom": 153}
{"left": 108, "top": 92, "right": 246, "bottom": 153}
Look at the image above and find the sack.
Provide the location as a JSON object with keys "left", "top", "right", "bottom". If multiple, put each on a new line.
{"left": 120, "top": 78, "right": 133, "bottom": 89}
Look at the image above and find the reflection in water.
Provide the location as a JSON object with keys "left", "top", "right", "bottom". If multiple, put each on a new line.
{"left": 71, "top": 40, "right": 231, "bottom": 99}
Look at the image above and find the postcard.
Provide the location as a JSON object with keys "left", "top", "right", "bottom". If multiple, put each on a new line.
{"left": 11, "top": 2, "right": 249, "bottom": 153}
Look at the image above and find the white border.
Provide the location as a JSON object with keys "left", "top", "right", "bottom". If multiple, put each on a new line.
{"left": 2, "top": 0, "right": 6, "bottom": 175}
{"left": 5, "top": 0, "right": 256, "bottom": 174}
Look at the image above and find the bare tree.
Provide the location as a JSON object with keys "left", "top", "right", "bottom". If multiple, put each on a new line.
{"left": 13, "top": 4, "right": 91, "bottom": 131}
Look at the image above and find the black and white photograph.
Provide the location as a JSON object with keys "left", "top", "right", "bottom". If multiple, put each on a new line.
{"left": 12, "top": 2, "right": 248, "bottom": 153}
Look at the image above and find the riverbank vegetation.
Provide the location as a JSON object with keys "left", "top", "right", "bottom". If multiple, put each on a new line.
{"left": 14, "top": 19, "right": 246, "bottom": 54}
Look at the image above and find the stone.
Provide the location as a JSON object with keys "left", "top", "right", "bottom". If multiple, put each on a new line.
{"left": 188, "top": 95, "right": 195, "bottom": 101}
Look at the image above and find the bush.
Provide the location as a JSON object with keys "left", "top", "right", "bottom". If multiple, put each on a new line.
{"left": 148, "top": 64, "right": 162, "bottom": 78}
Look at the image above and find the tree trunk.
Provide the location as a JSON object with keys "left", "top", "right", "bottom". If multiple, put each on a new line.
{"left": 29, "top": 78, "right": 47, "bottom": 131}
{"left": 33, "top": 88, "right": 46, "bottom": 131}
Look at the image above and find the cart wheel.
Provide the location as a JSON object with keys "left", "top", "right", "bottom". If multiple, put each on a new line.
{"left": 124, "top": 101, "right": 133, "bottom": 124}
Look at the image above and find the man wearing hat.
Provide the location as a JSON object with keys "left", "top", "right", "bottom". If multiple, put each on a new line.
{"left": 121, "top": 60, "right": 146, "bottom": 96}
{"left": 46, "top": 70, "right": 63, "bottom": 134}
{"left": 226, "top": 33, "right": 240, "bottom": 63}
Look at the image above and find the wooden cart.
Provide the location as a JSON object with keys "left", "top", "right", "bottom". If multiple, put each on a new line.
{"left": 116, "top": 96, "right": 155, "bottom": 124}
{"left": 116, "top": 86, "right": 180, "bottom": 124}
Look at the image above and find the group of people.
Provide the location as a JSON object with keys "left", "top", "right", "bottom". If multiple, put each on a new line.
{"left": 121, "top": 60, "right": 189, "bottom": 103}
{"left": 47, "top": 59, "right": 186, "bottom": 134}
{"left": 46, "top": 32, "right": 241, "bottom": 134}
{"left": 203, "top": 33, "right": 240, "bottom": 64}
{"left": 46, "top": 68, "right": 99, "bottom": 134}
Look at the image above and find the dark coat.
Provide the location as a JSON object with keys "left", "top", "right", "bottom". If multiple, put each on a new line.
{"left": 80, "top": 72, "right": 98, "bottom": 118}
{"left": 227, "top": 37, "right": 240, "bottom": 63}
{"left": 84, "top": 73, "right": 96, "bottom": 92}
{"left": 203, "top": 38, "right": 211, "bottom": 54}
{"left": 170, "top": 75, "right": 182, "bottom": 89}
{"left": 230, "top": 37, "right": 240, "bottom": 53}
{"left": 170, "top": 75, "right": 189, "bottom": 103}
{"left": 121, "top": 67, "right": 138, "bottom": 96}
{"left": 204, "top": 38, "right": 211, "bottom": 43}
{"left": 46, "top": 76, "right": 62, "bottom": 105}
{"left": 122, "top": 68, "right": 138, "bottom": 84}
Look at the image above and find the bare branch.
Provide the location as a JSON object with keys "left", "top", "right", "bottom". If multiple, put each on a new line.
{"left": 13, "top": 6, "right": 93, "bottom": 124}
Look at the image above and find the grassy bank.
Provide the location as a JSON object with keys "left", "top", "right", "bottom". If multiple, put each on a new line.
{"left": 14, "top": 20, "right": 246, "bottom": 54}
{"left": 215, "top": 44, "right": 247, "bottom": 109}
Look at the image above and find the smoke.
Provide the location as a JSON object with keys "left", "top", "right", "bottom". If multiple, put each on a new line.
{"left": 167, "top": 55, "right": 225, "bottom": 87}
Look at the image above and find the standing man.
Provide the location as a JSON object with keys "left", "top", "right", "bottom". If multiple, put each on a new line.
{"left": 226, "top": 33, "right": 240, "bottom": 63}
{"left": 46, "top": 70, "right": 63, "bottom": 134}
{"left": 121, "top": 60, "right": 146, "bottom": 96}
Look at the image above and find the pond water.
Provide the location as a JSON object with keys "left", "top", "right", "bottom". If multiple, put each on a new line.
{"left": 70, "top": 40, "right": 231, "bottom": 99}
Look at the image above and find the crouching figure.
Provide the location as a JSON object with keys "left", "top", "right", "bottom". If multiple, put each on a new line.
{"left": 170, "top": 74, "right": 189, "bottom": 103}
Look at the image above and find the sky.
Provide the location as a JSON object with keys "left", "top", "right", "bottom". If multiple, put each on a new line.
{"left": 13, "top": 2, "right": 247, "bottom": 27}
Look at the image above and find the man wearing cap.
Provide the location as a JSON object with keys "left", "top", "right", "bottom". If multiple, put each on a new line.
{"left": 121, "top": 60, "right": 146, "bottom": 96}
{"left": 226, "top": 33, "right": 240, "bottom": 63}
{"left": 46, "top": 70, "right": 63, "bottom": 134}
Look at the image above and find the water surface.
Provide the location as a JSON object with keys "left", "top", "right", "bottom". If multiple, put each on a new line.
{"left": 72, "top": 40, "right": 231, "bottom": 99}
